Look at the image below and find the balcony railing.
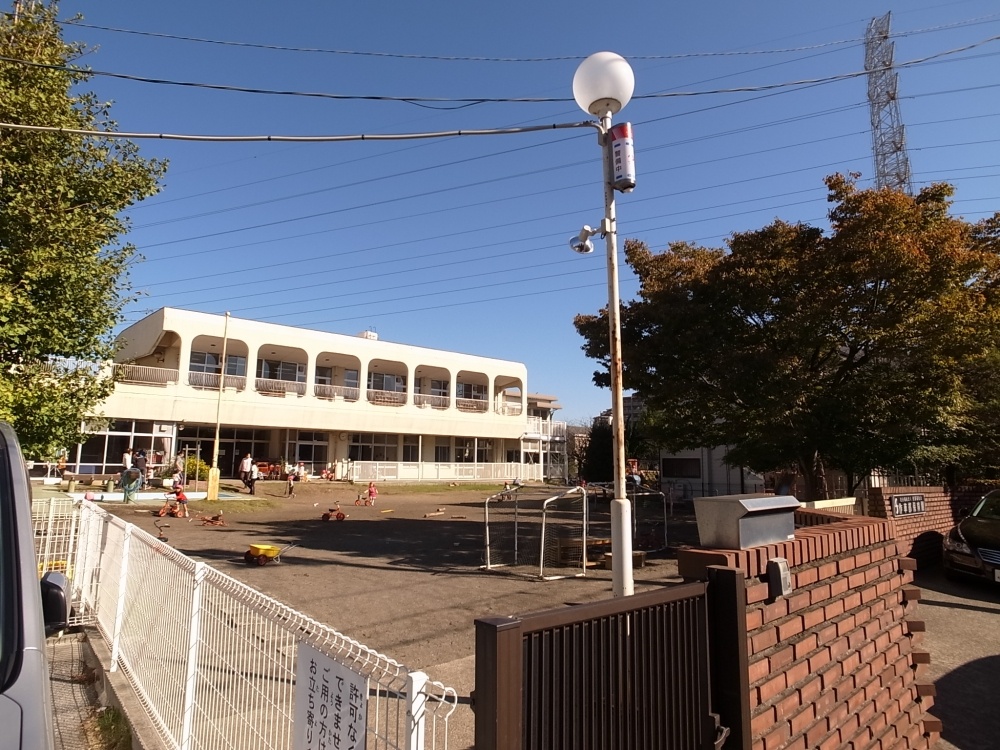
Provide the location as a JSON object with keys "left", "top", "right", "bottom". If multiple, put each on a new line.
{"left": 255, "top": 377, "right": 306, "bottom": 396}
{"left": 456, "top": 397, "right": 489, "bottom": 413}
{"left": 314, "top": 384, "right": 361, "bottom": 402}
{"left": 414, "top": 394, "right": 450, "bottom": 409}
{"left": 188, "top": 371, "right": 247, "bottom": 391}
{"left": 367, "top": 389, "right": 406, "bottom": 406}
{"left": 115, "top": 363, "right": 179, "bottom": 386}
{"left": 526, "top": 416, "right": 568, "bottom": 439}
{"left": 495, "top": 402, "right": 523, "bottom": 416}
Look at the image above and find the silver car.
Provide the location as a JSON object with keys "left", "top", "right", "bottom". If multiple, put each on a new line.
{"left": 0, "top": 423, "right": 70, "bottom": 750}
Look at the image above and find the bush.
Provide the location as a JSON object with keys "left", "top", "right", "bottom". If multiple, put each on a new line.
{"left": 185, "top": 455, "right": 210, "bottom": 481}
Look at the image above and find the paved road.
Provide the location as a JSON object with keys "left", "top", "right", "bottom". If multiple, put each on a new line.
{"left": 915, "top": 567, "right": 1000, "bottom": 750}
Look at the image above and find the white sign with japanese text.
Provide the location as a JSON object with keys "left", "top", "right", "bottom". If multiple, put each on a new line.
{"left": 293, "top": 642, "right": 368, "bottom": 750}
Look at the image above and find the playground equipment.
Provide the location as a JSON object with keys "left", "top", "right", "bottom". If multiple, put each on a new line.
{"left": 321, "top": 503, "right": 347, "bottom": 521}
{"left": 244, "top": 542, "right": 297, "bottom": 566}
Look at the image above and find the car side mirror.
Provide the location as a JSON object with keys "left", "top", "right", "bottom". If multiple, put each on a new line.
{"left": 958, "top": 507, "right": 970, "bottom": 519}
{"left": 40, "top": 571, "right": 70, "bottom": 636}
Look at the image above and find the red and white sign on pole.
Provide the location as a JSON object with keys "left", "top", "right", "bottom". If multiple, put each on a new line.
{"left": 609, "top": 122, "right": 636, "bottom": 193}
{"left": 294, "top": 642, "right": 368, "bottom": 750}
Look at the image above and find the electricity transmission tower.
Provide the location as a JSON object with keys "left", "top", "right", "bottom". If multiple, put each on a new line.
{"left": 865, "top": 12, "right": 913, "bottom": 193}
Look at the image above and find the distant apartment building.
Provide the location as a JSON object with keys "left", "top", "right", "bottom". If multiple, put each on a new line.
{"left": 67, "top": 308, "right": 566, "bottom": 482}
{"left": 595, "top": 394, "right": 646, "bottom": 426}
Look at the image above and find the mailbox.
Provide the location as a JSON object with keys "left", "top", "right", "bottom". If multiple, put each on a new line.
{"left": 693, "top": 494, "right": 801, "bottom": 550}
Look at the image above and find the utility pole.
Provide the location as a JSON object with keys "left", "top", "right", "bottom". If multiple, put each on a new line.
{"left": 865, "top": 12, "right": 914, "bottom": 193}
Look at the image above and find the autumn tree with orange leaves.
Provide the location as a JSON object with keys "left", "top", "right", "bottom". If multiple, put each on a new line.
{"left": 574, "top": 175, "right": 1000, "bottom": 500}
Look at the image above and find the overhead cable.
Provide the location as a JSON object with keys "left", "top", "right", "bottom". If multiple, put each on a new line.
{"left": 60, "top": 13, "right": 1000, "bottom": 61}
{"left": 0, "top": 34, "right": 997, "bottom": 108}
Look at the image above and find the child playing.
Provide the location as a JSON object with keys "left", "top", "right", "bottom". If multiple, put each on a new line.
{"left": 366, "top": 481, "right": 378, "bottom": 506}
{"left": 157, "top": 487, "right": 188, "bottom": 518}
{"left": 172, "top": 487, "right": 189, "bottom": 518}
{"left": 286, "top": 470, "right": 296, "bottom": 498}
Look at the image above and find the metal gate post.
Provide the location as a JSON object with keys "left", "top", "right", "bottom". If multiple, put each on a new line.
{"left": 180, "top": 562, "right": 206, "bottom": 750}
{"left": 406, "top": 670, "right": 428, "bottom": 750}
{"left": 109, "top": 523, "right": 132, "bottom": 672}
{"left": 706, "top": 565, "right": 751, "bottom": 750}
{"left": 474, "top": 616, "right": 523, "bottom": 750}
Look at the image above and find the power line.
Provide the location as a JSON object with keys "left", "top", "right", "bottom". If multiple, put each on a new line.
{"left": 60, "top": 13, "right": 1000, "bottom": 61}
{"left": 1, "top": 33, "right": 997, "bottom": 108}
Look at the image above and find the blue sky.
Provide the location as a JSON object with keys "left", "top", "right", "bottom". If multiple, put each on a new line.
{"left": 53, "top": 0, "right": 1000, "bottom": 423}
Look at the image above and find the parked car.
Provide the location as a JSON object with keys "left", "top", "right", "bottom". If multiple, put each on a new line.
{"left": 942, "top": 488, "right": 1000, "bottom": 582}
{"left": 0, "top": 422, "right": 70, "bottom": 750}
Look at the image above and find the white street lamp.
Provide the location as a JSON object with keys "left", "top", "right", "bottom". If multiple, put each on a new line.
{"left": 572, "top": 51, "right": 635, "bottom": 597}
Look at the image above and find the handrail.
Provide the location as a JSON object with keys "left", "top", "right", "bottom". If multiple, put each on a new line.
{"left": 367, "top": 389, "right": 406, "bottom": 406}
{"left": 314, "top": 383, "right": 361, "bottom": 402}
{"left": 414, "top": 394, "right": 449, "bottom": 409}
{"left": 456, "top": 397, "right": 489, "bottom": 413}
{"left": 114, "top": 363, "right": 179, "bottom": 385}
{"left": 255, "top": 377, "right": 305, "bottom": 395}
{"left": 188, "top": 371, "right": 247, "bottom": 390}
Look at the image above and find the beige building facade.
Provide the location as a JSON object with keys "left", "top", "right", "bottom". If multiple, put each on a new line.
{"left": 70, "top": 308, "right": 566, "bottom": 483}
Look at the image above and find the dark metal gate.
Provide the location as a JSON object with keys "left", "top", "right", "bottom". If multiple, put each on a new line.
{"left": 474, "top": 566, "right": 748, "bottom": 750}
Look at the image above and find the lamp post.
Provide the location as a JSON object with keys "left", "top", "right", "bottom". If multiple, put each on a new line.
{"left": 571, "top": 52, "right": 635, "bottom": 597}
{"left": 207, "top": 311, "right": 230, "bottom": 501}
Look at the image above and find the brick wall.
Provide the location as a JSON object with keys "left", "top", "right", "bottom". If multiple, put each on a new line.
{"left": 867, "top": 486, "right": 989, "bottom": 565}
{"left": 679, "top": 510, "right": 940, "bottom": 750}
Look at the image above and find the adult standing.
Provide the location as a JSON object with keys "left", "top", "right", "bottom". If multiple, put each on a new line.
{"left": 119, "top": 447, "right": 132, "bottom": 488}
{"left": 239, "top": 453, "right": 253, "bottom": 489}
{"left": 134, "top": 450, "right": 148, "bottom": 489}
{"left": 248, "top": 460, "right": 260, "bottom": 495}
{"left": 174, "top": 452, "right": 186, "bottom": 486}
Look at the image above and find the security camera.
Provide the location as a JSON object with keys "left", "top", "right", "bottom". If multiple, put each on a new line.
{"left": 569, "top": 225, "right": 595, "bottom": 254}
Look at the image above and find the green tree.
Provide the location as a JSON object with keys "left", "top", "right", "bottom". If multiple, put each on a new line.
{"left": 0, "top": 3, "right": 165, "bottom": 457}
{"left": 575, "top": 175, "right": 1000, "bottom": 500}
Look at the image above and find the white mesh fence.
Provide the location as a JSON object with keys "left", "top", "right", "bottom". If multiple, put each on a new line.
{"left": 33, "top": 498, "right": 458, "bottom": 750}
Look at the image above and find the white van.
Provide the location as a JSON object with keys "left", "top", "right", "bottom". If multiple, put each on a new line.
{"left": 0, "top": 423, "right": 70, "bottom": 750}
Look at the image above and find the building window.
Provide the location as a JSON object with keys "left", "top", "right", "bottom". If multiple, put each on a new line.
{"left": 190, "top": 351, "right": 246, "bottom": 376}
{"left": 225, "top": 355, "right": 247, "bottom": 376}
{"left": 368, "top": 372, "right": 406, "bottom": 392}
{"left": 257, "top": 359, "right": 304, "bottom": 382}
{"left": 348, "top": 433, "right": 398, "bottom": 462}
{"left": 455, "top": 438, "right": 474, "bottom": 463}
{"left": 430, "top": 379, "right": 449, "bottom": 397}
{"left": 315, "top": 366, "right": 332, "bottom": 385}
{"left": 189, "top": 351, "right": 219, "bottom": 373}
{"left": 402, "top": 435, "right": 419, "bottom": 462}
{"left": 296, "top": 437, "right": 328, "bottom": 466}
{"left": 434, "top": 437, "right": 451, "bottom": 463}
{"left": 456, "top": 383, "right": 486, "bottom": 400}
{"left": 661, "top": 457, "right": 701, "bottom": 478}
{"left": 344, "top": 369, "right": 360, "bottom": 388}
{"left": 477, "top": 440, "right": 493, "bottom": 463}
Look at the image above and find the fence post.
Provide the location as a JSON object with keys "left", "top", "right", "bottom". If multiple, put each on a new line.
{"left": 474, "top": 616, "right": 523, "bottom": 750}
{"left": 109, "top": 523, "right": 133, "bottom": 672}
{"left": 180, "top": 562, "right": 206, "bottom": 750}
{"left": 706, "top": 565, "right": 751, "bottom": 750}
{"left": 406, "top": 670, "right": 428, "bottom": 750}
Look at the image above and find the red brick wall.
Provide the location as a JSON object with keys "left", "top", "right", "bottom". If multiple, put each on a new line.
{"left": 679, "top": 511, "right": 940, "bottom": 750}
{"left": 867, "top": 486, "right": 988, "bottom": 565}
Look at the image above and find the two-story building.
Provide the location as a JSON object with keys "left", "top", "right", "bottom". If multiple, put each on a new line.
{"left": 67, "top": 308, "right": 567, "bottom": 483}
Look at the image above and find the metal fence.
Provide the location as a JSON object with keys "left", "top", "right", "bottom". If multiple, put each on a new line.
{"left": 33, "top": 497, "right": 457, "bottom": 750}
{"left": 482, "top": 486, "right": 671, "bottom": 580}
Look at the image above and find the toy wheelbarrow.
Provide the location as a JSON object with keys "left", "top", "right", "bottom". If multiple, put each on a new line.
{"left": 244, "top": 542, "right": 297, "bottom": 566}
